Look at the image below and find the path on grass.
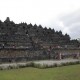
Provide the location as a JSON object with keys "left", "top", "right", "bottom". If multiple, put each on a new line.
{"left": 34, "top": 59, "right": 80, "bottom": 65}
{"left": 0, "top": 59, "right": 80, "bottom": 68}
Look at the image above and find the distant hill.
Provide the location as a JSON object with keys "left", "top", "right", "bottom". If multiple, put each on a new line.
{"left": 0, "top": 17, "right": 79, "bottom": 49}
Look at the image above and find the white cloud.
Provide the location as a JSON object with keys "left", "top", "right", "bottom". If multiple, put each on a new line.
{"left": 58, "top": 10, "right": 80, "bottom": 39}
{"left": 0, "top": 0, "right": 80, "bottom": 39}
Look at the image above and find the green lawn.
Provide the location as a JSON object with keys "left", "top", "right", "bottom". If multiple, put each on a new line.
{"left": 0, "top": 64, "right": 80, "bottom": 80}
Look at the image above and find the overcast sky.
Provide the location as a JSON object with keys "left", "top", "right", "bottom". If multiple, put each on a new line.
{"left": 0, "top": 0, "right": 80, "bottom": 39}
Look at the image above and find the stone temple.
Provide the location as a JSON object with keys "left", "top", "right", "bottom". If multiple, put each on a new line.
{"left": 0, "top": 17, "right": 80, "bottom": 62}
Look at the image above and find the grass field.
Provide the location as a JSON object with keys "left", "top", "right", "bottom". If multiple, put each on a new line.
{"left": 0, "top": 64, "right": 80, "bottom": 80}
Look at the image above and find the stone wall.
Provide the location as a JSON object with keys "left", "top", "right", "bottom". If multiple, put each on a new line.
{"left": 0, "top": 49, "right": 80, "bottom": 63}
{"left": 0, "top": 49, "right": 52, "bottom": 62}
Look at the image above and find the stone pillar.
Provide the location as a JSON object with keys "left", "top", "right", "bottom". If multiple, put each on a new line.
{"left": 58, "top": 53, "right": 62, "bottom": 60}
{"left": 76, "top": 53, "right": 79, "bottom": 59}
{"left": 48, "top": 48, "right": 51, "bottom": 59}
